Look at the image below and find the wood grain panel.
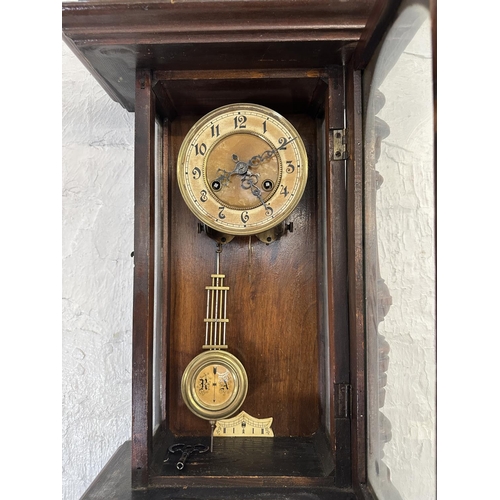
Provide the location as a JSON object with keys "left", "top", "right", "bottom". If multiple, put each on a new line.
{"left": 155, "top": 76, "right": 324, "bottom": 117}
{"left": 159, "top": 437, "right": 325, "bottom": 477}
{"left": 326, "top": 68, "right": 352, "bottom": 488}
{"left": 346, "top": 66, "right": 367, "bottom": 491}
{"left": 167, "top": 114, "right": 320, "bottom": 437}
{"left": 131, "top": 70, "right": 156, "bottom": 486}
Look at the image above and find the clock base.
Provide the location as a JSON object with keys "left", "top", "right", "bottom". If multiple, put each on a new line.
{"left": 81, "top": 440, "right": 362, "bottom": 500}
{"left": 158, "top": 435, "right": 328, "bottom": 478}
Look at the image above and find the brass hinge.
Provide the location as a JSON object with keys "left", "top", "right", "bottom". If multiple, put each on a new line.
{"left": 331, "top": 128, "right": 348, "bottom": 161}
{"left": 334, "top": 383, "right": 352, "bottom": 419}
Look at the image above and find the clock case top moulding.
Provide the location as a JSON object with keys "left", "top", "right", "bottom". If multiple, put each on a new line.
{"left": 62, "top": 1, "right": 436, "bottom": 499}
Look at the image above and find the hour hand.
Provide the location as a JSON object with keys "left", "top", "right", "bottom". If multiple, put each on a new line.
{"left": 213, "top": 169, "right": 235, "bottom": 188}
{"left": 213, "top": 154, "right": 251, "bottom": 187}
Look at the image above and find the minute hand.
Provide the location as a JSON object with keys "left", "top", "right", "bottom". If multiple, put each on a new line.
{"left": 213, "top": 145, "right": 265, "bottom": 187}
{"left": 214, "top": 137, "right": 297, "bottom": 189}
{"left": 246, "top": 136, "right": 297, "bottom": 168}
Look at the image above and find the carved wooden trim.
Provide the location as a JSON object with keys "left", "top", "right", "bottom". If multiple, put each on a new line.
{"left": 62, "top": 1, "right": 370, "bottom": 43}
{"left": 61, "top": 0, "right": 377, "bottom": 111}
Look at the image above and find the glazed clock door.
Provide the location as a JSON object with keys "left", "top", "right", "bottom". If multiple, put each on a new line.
{"left": 354, "top": 0, "right": 437, "bottom": 499}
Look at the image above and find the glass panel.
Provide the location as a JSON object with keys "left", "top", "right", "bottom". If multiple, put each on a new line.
{"left": 363, "top": 3, "right": 435, "bottom": 500}
{"left": 153, "top": 117, "right": 164, "bottom": 433}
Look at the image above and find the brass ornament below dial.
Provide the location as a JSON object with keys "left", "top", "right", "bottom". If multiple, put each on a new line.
{"left": 181, "top": 350, "right": 248, "bottom": 421}
{"left": 177, "top": 103, "right": 308, "bottom": 236}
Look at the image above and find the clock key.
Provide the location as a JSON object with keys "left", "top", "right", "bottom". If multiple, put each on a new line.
{"left": 167, "top": 443, "right": 209, "bottom": 470}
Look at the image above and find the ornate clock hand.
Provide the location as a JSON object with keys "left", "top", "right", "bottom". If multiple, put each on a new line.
{"left": 214, "top": 137, "right": 297, "bottom": 189}
{"left": 241, "top": 174, "right": 273, "bottom": 215}
{"left": 213, "top": 154, "right": 251, "bottom": 187}
{"left": 241, "top": 174, "right": 265, "bottom": 204}
{"left": 243, "top": 136, "right": 298, "bottom": 170}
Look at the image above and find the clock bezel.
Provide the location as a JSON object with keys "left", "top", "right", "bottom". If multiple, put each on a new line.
{"left": 181, "top": 350, "right": 248, "bottom": 421}
{"left": 176, "top": 102, "right": 309, "bottom": 236}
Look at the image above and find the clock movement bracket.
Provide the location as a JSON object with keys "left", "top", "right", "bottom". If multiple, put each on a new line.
{"left": 254, "top": 221, "right": 294, "bottom": 245}
{"left": 197, "top": 221, "right": 294, "bottom": 246}
{"left": 197, "top": 223, "right": 235, "bottom": 245}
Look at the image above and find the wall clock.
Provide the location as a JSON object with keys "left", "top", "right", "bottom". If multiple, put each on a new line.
{"left": 62, "top": 1, "right": 436, "bottom": 499}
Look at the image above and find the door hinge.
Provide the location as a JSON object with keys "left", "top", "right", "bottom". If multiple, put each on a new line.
{"left": 331, "top": 128, "right": 348, "bottom": 161}
{"left": 334, "top": 383, "right": 352, "bottom": 419}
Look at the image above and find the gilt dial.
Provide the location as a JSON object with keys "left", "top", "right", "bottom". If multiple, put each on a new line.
{"left": 177, "top": 103, "right": 308, "bottom": 235}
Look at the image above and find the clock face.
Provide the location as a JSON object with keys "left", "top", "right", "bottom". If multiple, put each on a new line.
{"left": 181, "top": 350, "right": 248, "bottom": 421}
{"left": 177, "top": 103, "right": 308, "bottom": 235}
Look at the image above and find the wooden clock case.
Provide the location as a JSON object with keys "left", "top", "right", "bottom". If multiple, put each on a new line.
{"left": 62, "top": 1, "right": 436, "bottom": 498}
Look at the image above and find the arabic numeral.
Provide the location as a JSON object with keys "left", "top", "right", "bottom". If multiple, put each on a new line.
{"left": 278, "top": 137, "right": 288, "bottom": 149}
{"left": 211, "top": 124, "right": 220, "bottom": 137}
{"left": 262, "top": 120, "right": 268, "bottom": 134}
{"left": 286, "top": 161, "right": 295, "bottom": 173}
{"left": 241, "top": 211, "right": 250, "bottom": 223}
{"left": 200, "top": 190, "right": 208, "bottom": 202}
{"left": 265, "top": 205, "right": 273, "bottom": 216}
{"left": 218, "top": 206, "right": 226, "bottom": 219}
{"left": 195, "top": 142, "right": 207, "bottom": 156}
{"left": 280, "top": 185, "right": 289, "bottom": 197}
{"left": 192, "top": 167, "right": 201, "bottom": 179}
{"left": 234, "top": 115, "right": 247, "bottom": 129}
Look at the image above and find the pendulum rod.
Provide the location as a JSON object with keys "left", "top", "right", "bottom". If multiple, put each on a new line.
{"left": 210, "top": 420, "right": 215, "bottom": 452}
{"left": 214, "top": 249, "right": 220, "bottom": 347}
{"left": 203, "top": 243, "right": 229, "bottom": 350}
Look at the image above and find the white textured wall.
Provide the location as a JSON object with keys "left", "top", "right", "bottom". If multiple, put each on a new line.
{"left": 62, "top": 42, "right": 135, "bottom": 500}
{"left": 375, "top": 15, "right": 436, "bottom": 500}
